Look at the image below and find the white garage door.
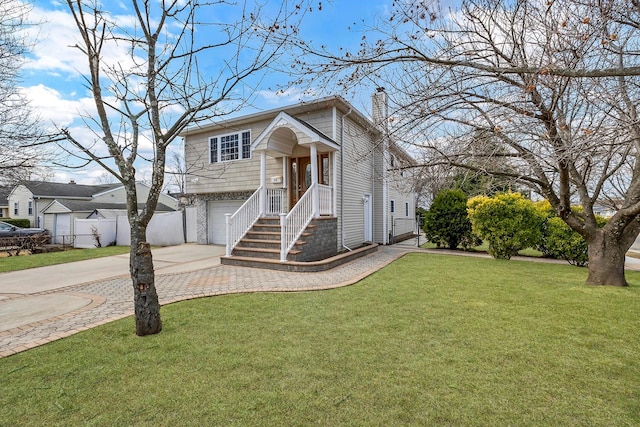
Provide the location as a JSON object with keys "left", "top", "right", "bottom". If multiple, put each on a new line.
{"left": 55, "top": 213, "right": 71, "bottom": 244}
{"left": 208, "top": 200, "right": 245, "bottom": 245}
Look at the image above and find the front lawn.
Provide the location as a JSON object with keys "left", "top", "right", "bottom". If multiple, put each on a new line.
{"left": 1, "top": 253, "right": 639, "bottom": 426}
{"left": 0, "top": 246, "right": 130, "bottom": 273}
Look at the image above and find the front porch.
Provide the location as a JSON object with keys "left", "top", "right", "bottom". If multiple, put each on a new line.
{"left": 223, "top": 112, "right": 340, "bottom": 263}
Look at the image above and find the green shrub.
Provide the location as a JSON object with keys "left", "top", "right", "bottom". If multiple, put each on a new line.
{"left": 467, "top": 192, "right": 545, "bottom": 259}
{"left": 538, "top": 208, "right": 607, "bottom": 267}
{"left": 424, "top": 189, "right": 478, "bottom": 249}
{"left": 2, "top": 218, "right": 31, "bottom": 228}
{"left": 541, "top": 217, "right": 589, "bottom": 266}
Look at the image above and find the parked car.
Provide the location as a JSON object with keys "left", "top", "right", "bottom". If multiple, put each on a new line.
{"left": 0, "top": 221, "right": 49, "bottom": 238}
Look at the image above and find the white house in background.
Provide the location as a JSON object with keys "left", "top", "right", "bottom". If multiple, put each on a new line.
{"left": 8, "top": 180, "right": 178, "bottom": 243}
{"left": 181, "top": 91, "right": 417, "bottom": 265}
{"left": 0, "top": 186, "right": 10, "bottom": 219}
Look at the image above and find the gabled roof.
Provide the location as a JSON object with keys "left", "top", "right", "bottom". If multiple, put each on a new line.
{"left": 21, "top": 181, "right": 121, "bottom": 199}
{"left": 180, "top": 95, "right": 380, "bottom": 139}
{"left": 251, "top": 111, "right": 339, "bottom": 156}
{"left": 41, "top": 199, "right": 176, "bottom": 214}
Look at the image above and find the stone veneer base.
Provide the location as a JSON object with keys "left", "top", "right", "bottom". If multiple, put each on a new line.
{"left": 221, "top": 243, "right": 379, "bottom": 272}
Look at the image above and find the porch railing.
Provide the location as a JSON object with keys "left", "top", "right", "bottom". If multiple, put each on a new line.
{"left": 266, "top": 188, "right": 286, "bottom": 216}
{"left": 280, "top": 182, "right": 316, "bottom": 262}
{"left": 225, "top": 187, "right": 262, "bottom": 257}
{"left": 318, "top": 184, "right": 333, "bottom": 215}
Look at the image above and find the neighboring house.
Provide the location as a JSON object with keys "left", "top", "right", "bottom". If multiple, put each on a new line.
{"left": 8, "top": 180, "right": 178, "bottom": 243}
{"left": 0, "top": 186, "right": 10, "bottom": 219}
{"left": 181, "top": 91, "right": 417, "bottom": 264}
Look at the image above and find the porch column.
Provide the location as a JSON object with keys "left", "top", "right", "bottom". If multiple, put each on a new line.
{"left": 310, "top": 143, "right": 319, "bottom": 217}
{"left": 260, "top": 151, "right": 267, "bottom": 216}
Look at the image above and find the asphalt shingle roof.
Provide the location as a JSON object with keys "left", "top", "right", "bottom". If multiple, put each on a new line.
{"left": 22, "top": 181, "right": 121, "bottom": 199}
{"left": 46, "top": 200, "right": 175, "bottom": 213}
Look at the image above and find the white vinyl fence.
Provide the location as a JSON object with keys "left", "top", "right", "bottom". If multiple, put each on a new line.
{"left": 74, "top": 211, "right": 186, "bottom": 248}
{"left": 116, "top": 211, "right": 185, "bottom": 247}
{"left": 74, "top": 218, "right": 117, "bottom": 248}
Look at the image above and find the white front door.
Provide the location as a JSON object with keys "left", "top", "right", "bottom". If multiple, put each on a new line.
{"left": 363, "top": 194, "right": 372, "bottom": 242}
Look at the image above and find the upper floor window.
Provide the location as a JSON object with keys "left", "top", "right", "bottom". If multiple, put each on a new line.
{"left": 210, "top": 130, "right": 251, "bottom": 163}
{"left": 390, "top": 154, "right": 395, "bottom": 167}
{"left": 13, "top": 202, "right": 18, "bottom": 216}
{"left": 405, "top": 201, "right": 409, "bottom": 217}
{"left": 390, "top": 200, "right": 395, "bottom": 213}
{"left": 28, "top": 201, "right": 33, "bottom": 215}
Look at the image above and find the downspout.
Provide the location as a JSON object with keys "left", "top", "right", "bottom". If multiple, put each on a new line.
{"left": 341, "top": 107, "right": 353, "bottom": 251}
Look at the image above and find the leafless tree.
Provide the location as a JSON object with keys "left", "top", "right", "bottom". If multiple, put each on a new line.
{"left": 0, "top": 0, "right": 52, "bottom": 185}
{"left": 295, "top": 0, "right": 640, "bottom": 286}
{"left": 61, "top": 0, "right": 312, "bottom": 335}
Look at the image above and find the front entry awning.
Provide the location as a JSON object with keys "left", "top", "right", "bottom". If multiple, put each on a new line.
{"left": 251, "top": 111, "right": 339, "bottom": 157}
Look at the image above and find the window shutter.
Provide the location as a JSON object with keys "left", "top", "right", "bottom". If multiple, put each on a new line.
{"left": 210, "top": 137, "right": 218, "bottom": 163}
{"left": 242, "top": 131, "right": 251, "bottom": 159}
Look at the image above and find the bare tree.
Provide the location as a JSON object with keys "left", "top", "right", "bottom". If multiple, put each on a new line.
{"left": 61, "top": 0, "right": 312, "bottom": 335}
{"left": 296, "top": 0, "right": 640, "bottom": 286}
{"left": 0, "top": 0, "right": 52, "bottom": 185}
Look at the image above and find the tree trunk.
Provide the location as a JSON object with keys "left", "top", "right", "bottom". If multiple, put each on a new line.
{"left": 586, "top": 232, "right": 628, "bottom": 286}
{"left": 131, "top": 241, "right": 162, "bottom": 335}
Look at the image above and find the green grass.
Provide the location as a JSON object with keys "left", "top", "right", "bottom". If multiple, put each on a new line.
{"left": 0, "top": 246, "right": 130, "bottom": 272}
{"left": 2, "top": 253, "right": 640, "bottom": 426}
{"left": 421, "top": 240, "right": 544, "bottom": 257}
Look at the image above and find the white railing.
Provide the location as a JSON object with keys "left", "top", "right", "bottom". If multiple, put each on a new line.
{"left": 266, "top": 188, "right": 286, "bottom": 216}
{"left": 280, "top": 183, "right": 316, "bottom": 262}
{"left": 225, "top": 187, "right": 262, "bottom": 257}
{"left": 318, "top": 184, "right": 333, "bottom": 215}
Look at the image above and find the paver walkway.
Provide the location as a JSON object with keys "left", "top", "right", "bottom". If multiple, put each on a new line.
{"left": 0, "top": 245, "right": 411, "bottom": 358}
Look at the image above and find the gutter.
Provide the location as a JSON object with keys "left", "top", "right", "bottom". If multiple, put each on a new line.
{"left": 341, "top": 107, "right": 353, "bottom": 252}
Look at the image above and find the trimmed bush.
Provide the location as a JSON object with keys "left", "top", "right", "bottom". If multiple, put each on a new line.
{"left": 537, "top": 206, "right": 607, "bottom": 266}
{"left": 424, "top": 189, "right": 478, "bottom": 249}
{"left": 467, "top": 192, "right": 545, "bottom": 259}
{"left": 1, "top": 218, "right": 31, "bottom": 228}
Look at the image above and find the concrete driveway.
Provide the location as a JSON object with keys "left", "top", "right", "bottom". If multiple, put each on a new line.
{"left": 0, "top": 244, "right": 225, "bottom": 333}
{"left": 0, "top": 244, "right": 226, "bottom": 295}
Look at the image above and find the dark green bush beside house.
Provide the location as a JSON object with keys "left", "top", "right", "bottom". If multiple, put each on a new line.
{"left": 1, "top": 218, "right": 31, "bottom": 228}
{"left": 424, "top": 189, "right": 478, "bottom": 249}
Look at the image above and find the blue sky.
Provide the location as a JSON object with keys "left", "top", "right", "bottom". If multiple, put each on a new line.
{"left": 21, "top": 0, "right": 458, "bottom": 185}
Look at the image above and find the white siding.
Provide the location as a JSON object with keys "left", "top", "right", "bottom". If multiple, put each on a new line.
{"left": 7, "top": 185, "right": 33, "bottom": 224}
{"left": 336, "top": 115, "right": 377, "bottom": 249}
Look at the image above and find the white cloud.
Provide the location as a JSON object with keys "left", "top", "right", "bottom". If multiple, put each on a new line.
{"left": 23, "top": 84, "right": 96, "bottom": 127}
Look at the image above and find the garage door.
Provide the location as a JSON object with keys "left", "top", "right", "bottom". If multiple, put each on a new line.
{"left": 208, "top": 200, "right": 245, "bottom": 245}
{"left": 54, "top": 213, "right": 71, "bottom": 244}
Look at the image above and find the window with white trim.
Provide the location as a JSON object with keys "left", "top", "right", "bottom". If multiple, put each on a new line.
{"left": 405, "top": 202, "right": 409, "bottom": 217}
{"left": 390, "top": 200, "right": 395, "bottom": 213}
{"left": 210, "top": 130, "right": 251, "bottom": 163}
{"left": 28, "top": 201, "right": 33, "bottom": 215}
{"left": 13, "top": 202, "right": 18, "bottom": 216}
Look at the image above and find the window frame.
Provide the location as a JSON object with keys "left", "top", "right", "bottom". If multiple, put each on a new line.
{"left": 13, "top": 202, "right": 18, "bottom": 216}
{"left": 28, "top": 201, "right": 33, "bottom": 215}
{"left": 209, "top": 130, "right": 252, "bottom": 164}
{"left": 390, "top": 199, "right": 395, "bottom": 214}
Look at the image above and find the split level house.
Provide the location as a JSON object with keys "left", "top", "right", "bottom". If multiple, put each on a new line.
{"left": 8, "top": 180, "right": 178, "bottom": 243}
{"left": 181, "top": 91, "right": 417, "bottom": 268}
